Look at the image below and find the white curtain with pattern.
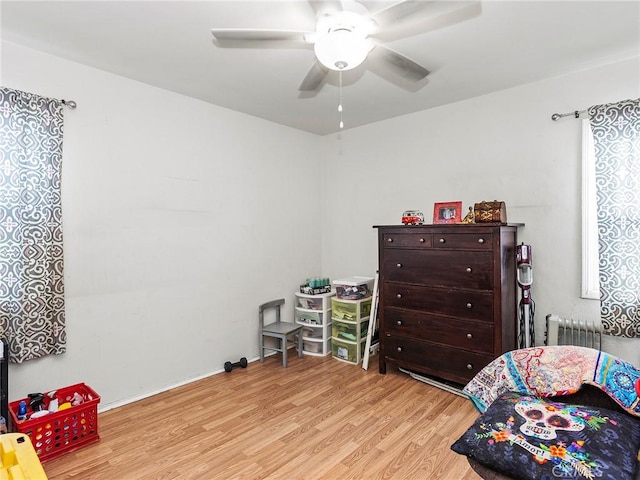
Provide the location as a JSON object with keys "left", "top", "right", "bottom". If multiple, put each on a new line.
{"left": 0, "top": 87, "right": 67, "bottom": 362}
{"left": 588, "top": 98, "right": 640, "bottom": 338}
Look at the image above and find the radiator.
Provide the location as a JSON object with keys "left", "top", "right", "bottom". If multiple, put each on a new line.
{"left": 545, "top": 314, "right": 602, "bottom": 350}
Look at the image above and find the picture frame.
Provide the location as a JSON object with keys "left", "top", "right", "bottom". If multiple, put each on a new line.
{"left": 433, "top": 201, "right": 462, "bottom": 224}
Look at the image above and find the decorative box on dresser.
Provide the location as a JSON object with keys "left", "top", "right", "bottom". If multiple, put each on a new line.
{"left": 374, "top": 224, "right": 522, "bottom": 385}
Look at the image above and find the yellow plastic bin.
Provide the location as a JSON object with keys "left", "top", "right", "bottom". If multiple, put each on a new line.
{"left": 0, "top": 433, "right": 48, "bottom": 479}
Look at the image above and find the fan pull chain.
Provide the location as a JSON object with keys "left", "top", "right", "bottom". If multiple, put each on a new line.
{"left": 338, "top": 71, "right": 344, "bottom": 129}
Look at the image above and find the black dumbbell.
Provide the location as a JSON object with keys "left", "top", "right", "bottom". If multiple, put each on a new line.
{"left": 224, "top": 357, "right": 248, "bottom": 372}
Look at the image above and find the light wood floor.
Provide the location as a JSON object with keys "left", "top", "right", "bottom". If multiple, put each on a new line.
{"left": 42, "top": 354, "right": 482, "bottom": 479}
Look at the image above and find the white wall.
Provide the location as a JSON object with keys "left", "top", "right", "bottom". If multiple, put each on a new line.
{"left": 320, "top": 57, "right": 640, "bottom": 366}
{"left": 2, "top": 40, "right": 639, "bottom": 412}
{"left": 2, "top": 42, "right": 323, "bottom": 408}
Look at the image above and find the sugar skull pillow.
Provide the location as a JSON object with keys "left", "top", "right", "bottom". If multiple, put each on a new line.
{"left": 451, "top": 392, "right": 640, "bottom": 480}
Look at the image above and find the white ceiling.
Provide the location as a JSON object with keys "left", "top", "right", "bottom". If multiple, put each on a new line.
{"left": 2, "top": 1, "right": 639, "bottom": 135}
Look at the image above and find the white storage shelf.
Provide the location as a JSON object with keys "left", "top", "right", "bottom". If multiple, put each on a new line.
{"left": 294, "top": 290, "right": 335, "bottom": 356}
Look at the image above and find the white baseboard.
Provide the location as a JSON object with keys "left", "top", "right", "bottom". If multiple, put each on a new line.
{"left": 98, "top": 355, "right": 261, "bottom": 413}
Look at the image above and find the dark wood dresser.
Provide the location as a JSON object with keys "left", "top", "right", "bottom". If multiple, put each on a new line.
{"left": 374, "top": 224, "right": 520, "bottom": 385}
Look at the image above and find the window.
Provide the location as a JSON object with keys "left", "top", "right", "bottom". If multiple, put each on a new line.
{"left": 581, "top": 119, "right": 599, "bottom": 300}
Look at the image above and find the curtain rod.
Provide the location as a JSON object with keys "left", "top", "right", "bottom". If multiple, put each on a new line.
{"left": 551, "top": 109, "right": 587, "bottom": 121}
{"left": 61, "top": 99, "right": 77, "bottom": 109}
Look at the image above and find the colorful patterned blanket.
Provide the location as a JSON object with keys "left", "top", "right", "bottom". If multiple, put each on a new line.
{"left": 464, "top": 346, "right": 640, "bottom": 417}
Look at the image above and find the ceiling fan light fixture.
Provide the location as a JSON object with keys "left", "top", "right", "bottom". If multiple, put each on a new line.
{"left": 314, "top": 30, "right": 373, "bottom": 71}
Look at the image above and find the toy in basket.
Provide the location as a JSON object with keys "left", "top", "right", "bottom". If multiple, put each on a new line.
{"left": 9, "top": 383, "right": 100, "bottom": 462}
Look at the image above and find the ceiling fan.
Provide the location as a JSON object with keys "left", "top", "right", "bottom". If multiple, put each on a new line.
{"left": 210, "top": 0, "right": 480, "bottom": 93}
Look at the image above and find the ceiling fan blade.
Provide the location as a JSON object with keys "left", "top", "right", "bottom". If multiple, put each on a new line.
{"left": 211, "top": 29, "right": 311, "bottom": 47}
{"left": 369, "top": 0, "right": 435, "bottom": 26}
{"left": 298, "top": 61, "right": 329, "bottom": 92}
{"left": 369, "top": 45, "right": 430, "bottom": 82}
{"left": 370, "top": 1, "right": 481, "bottom": 42}
{"left": 308, "top": 1, "right": 344, "bottom": 16}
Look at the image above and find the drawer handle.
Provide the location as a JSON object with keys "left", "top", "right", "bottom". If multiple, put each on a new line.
{"left": 466, "top": 267, "right": 472, "bottom": 273}
{"left": 396, "top": 293, "right": 403, "bottom": 299}
{"left": 419, "top": 238, "right": 425, "bottom": 243}
{"left": 466, "top": 364, "right": 473, "bottom": 370}
{"left": 439, "top": 238, "right": 445, "bottom": 243}
{"left": 466, "top": 333, "right": 473, "bottom": 339}
{"left": 397, "top": 347, "right": 403, "bottom": 352}
{"left": 387, "top": 238, "right": 393, "bottom": 243}
{"left": 478, "top": 238, "right": 485, "bottom": 244}
{"left": 396, "top": 263, "right": 402, "bottom": 268}
{"left": 397, "top": 320, "right": 402, "bottom": 326}
{"left": 466, "top": 302, "right": 473, "bottom": 309}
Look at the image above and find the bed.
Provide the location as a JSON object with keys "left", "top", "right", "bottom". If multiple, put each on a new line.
{"left": 451, "top": 346, "right": 640, "bottom": 480}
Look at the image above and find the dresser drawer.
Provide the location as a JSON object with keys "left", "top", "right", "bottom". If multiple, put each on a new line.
{"left": 384, "top": 335, "right": 493, "bottom": 383}
{"left": 384, "top": 307, "right": 494, "bottom": 354}
{"left": 382, "top": 232, "right": 432, "bottom": 248}
{"left": 383, "top": 283, "right": 493, "bottom": 321}
{"left": 431, "top": 232, "right": 493, "bottom": 250}
{"left": 382, "top": 249, "right": 493, "bottom": 290}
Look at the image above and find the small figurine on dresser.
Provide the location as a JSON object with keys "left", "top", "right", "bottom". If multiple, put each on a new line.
{"left": 461, "top": 206, "right": 475, "bottom": 224}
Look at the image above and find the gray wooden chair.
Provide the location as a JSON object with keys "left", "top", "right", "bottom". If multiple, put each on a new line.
{"left": 259, "top": 298, "right": 303, "bottom": 367}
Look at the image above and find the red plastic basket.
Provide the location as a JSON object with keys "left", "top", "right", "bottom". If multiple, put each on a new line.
{"left": 9, "top": 383, "right": 100, "bottom": 462}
